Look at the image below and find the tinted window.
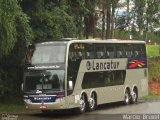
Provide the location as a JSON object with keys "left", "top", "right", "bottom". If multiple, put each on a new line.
{"left": 116, "top": 44, "right": 125, "bottom": 58}
{"left": 95, "top": 44, "right": 105, "bottom": 59}
{"left": 27, "top": 45, "right": 66, "bottom": 64}
{"left": 69, "top": 43, "right": 85, "bottom": 61}
{"left": 85, "top": 43, "right": 94, "bottom": 59}
{"left": 82, "top": 70, "right": 126, "bottom": 89}
{"left": 133, "top": 44, "right": 146, "bottom": 58}
{"left": 124, "top": 44, "right": 134, "bottom": 58}
{"left": 105, "top": 44, "right": 115, "bottom": 58}
{"left": 24, "top": 70, "right": 65, "bottom": 94}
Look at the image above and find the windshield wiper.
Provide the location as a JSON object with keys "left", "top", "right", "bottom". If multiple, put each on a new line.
{"left": 40, "top": 73, "right": 46, "bottom": 93}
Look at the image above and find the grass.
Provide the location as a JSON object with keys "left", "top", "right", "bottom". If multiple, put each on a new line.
{"left": 143, "top": 92, "right": 160, "bottom": 99}
{"left": 147, "top": 44, "right": 160, "bottom": 81}
{"left": 148, "top": 57, "right": 160, "bottom": 81}
{"left": 147, "top": 45, "right": 160, "bottom": 57}
{"left": 0, "top": 104, "right": 25, "bottom": 113}
{"left": 147, "top": 45, "right": 160, "bottom": 98}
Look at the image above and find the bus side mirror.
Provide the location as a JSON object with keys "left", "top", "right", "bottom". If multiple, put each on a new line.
{"left": 21, "top": 83, "right": 24, "bottom": 91}
{"left": 68, "top": 81, "right": 73, "bottom": 90}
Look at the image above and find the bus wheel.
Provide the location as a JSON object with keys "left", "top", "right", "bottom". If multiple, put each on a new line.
{"left": 88, "top": 93, "right": 96, "bottom": 111}
{"left": 131, "top": 88, "right": 138, "bottom": 104}
{"left": 78, "top": 94, "right": 87, "bottom": 113}
{"left": 124, "top": 89, "right": 130, "bottom": 105}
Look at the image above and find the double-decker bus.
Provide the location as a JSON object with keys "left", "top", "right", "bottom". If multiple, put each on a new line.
{"left": 22, "top": 39, "right": 148, "bottom": 113}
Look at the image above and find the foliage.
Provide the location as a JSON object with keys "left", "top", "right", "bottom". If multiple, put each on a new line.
{"left": 21, "top": 0, "right": 76, "bottom": 41}
{"left": 0, "top": 103, "right": 24, "bottom": 112}
{"left": 115, "top": 0, "right": 160, "bottom": 40}
{"left": 0, "top": 0, "right": 33, "bottom": 101}
{"left": 147, "top": 45, "right": 160, "bottom": 57}
{"left": 0, "top": 69, "right": 10, "bottom": 98}
{"left": 0, "top": 0, "right": 33, "bottom": 58}
{"left": 69, "top": 0, "right": 98, "bottom": 39}
{"left": 10, "top": 8, "right": 34, "bottom": 65}
{"left": 143, "top": 92, "right": 160, "bottom": 99}
{"left": 0, "top": 0, "right": 17, "bottom": 56}
{"left": 0, "top": 0, "right": 159, "bottom": 103}
{"left": 146, "top": 0, "right": 160, "bottom": 31}
{"left": 33, "top": 8, "right": 76, "bottom": 41}
{"left": 148, "top": 57, "right": 160, "bottom": 81}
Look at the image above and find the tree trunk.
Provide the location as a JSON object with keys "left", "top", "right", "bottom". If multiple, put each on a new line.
{"left": 127, "top": 0, "right": 130, "bottom": 39}
{"left": 127, "top": 0, "right": 129, "bottom": 26}
{"left": 78, "top": 14, "right": 83, "bottom": 39}
{"left": 84, "top": 16, "right": 89, "bottom": 39}
{"left": 92, "top": 14, "right": 96, "bottom": 38}
{"left": 106, "top": 3, "right": 111, "bottom": 39}
{"left": 102, "top": 3, "right": 105, "bottom": 40}
{"left": 111, "top": 6, "right": 115, "bottom": 39}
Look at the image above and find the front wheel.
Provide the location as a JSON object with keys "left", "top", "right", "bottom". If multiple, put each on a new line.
{"left": 124, "top": 89, "right": 130, "bottom": 105}
{"left": 76, "top": 94, "right": 87, "bottom": 113}
{"left": 88, "top": 93, "right": 96, "bottom": 111}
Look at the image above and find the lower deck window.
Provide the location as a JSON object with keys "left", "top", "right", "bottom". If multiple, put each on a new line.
{"left": 82, "top": 70, "right": 126, "bottom": 89}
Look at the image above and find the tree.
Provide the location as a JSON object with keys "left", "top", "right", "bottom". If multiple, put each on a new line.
{"left": 101, "top": 0, "right": 106, "bottom": 39}
{"left": 84, "top": 0, "right": 98, "bottom": 38}
{"left": 0, "top": 0, "right": 17, "bottom": 56}
{"left": 0, "top": 0, "right": 33, "bottom": 101}
{"left": 110, "top": 0, "right": 119, "bottom": 38}
{"left": 69, "top": 0, "right": 99, "bottom": 39}
{"left": 105, "top": 0, "right": 111, "bottom": 39}
{"left": 21, "top": 0, "right": 76, "bottom": 41}
{"left": 145, "top": 0, "right": 160, "bottom": 41}
{"left": 133, "top": 0, "right": 146, "bottom": 39}
{"left": 105, "top": 0, "right": 119, "bottom": 39}
{"left": 129, "top": 0, "right": 160, "bottom": 40}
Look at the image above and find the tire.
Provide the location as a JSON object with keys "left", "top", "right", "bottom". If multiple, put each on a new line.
{"left": 88, "top": 93, "right": 96, "bottom": 111}
{"left": 76, "top": 93, "right": 87, "bottom": 113}
{"left": 124, "top": 89, "right": 130, "bottom": 105}
{"left": 131, "top": 88, "right": 138, "bottom": 104}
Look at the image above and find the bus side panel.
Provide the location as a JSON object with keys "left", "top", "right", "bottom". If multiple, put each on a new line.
{"left": 125, "top": 68, "right": 148, "bottom": 97}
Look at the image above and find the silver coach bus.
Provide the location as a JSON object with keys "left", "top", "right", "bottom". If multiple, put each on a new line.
{"left": 22, "top": 39, "right": 148, "bottom": 113}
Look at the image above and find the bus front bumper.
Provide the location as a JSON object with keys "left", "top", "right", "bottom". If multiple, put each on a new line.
{"left": 24, "top": 99, "right": 66, "bottom": 110}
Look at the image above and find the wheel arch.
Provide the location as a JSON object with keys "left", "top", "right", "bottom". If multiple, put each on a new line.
{"left": 124, "top": 86, "right": 131, "bottom": 94}
{"left": 89, "top": 90, "right": 97, "bottom": 103}
{"left": 80, "top": 91, "right": 88, "bottom": 102}
{"left": 132, "top": 85, "right": 138, "bottom": 95}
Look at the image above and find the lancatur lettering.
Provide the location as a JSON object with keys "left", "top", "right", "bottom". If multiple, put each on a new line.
{"left": 86, "top": 60, "right": 119, "bottom": 71}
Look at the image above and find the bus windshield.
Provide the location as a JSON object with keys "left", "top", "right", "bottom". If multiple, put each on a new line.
{"left": 24, "top": 70, "right": 65, "bottom": 94}
{"left": 26, "top": 44, "right": 66, "bottom": 64}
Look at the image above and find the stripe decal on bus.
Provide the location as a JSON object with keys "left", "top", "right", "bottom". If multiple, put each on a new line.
{"left": 127, "top": 58, "right": 147, "bottom": 69}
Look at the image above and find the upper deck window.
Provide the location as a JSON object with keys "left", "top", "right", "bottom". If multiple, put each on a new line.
{"left": 105, "top": 44, "right": 115, "bottom": 58}
{"left": 26, "top": 44, "right": 66, "bottom": 64}
{"left": 124, "top": 44, "right": 134, "bottom": 58}
{"left": 133, "top": 44, "right": 146, "bottom": 58}
{"left": 95, "top": 44, "right": 105, "bottom": 59}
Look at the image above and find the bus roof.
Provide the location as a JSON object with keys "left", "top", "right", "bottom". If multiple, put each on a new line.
{"left": 33, "top": 39, "right": 146, "bottom": 46}
{"left": 67, "top": 39, "right": 146, "bottom": 44}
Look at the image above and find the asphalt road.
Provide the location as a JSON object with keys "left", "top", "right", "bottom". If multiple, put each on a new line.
{"left": 1, "top": 99, "right": 160, "bottom": 120}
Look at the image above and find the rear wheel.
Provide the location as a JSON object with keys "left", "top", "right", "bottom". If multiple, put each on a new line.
{"left": 124, "top": 89, "right": 130, "bottom": 105}
{"left": 131, "top": 88, "right": 138, "bottom": 104}
{"left": 88, "top": 93, "right": 96, "bottom": 111}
